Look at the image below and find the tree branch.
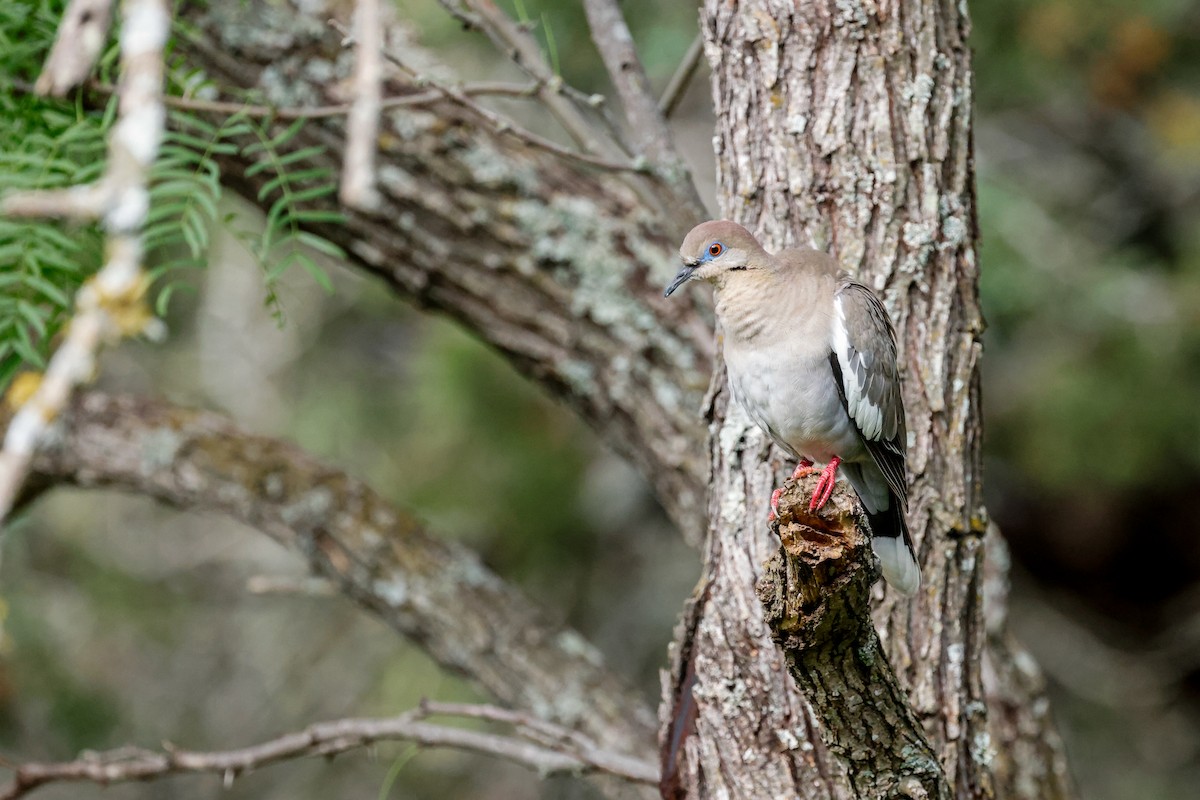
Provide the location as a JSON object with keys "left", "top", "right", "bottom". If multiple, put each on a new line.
{"left": 32, "top": 0, "right": 114, "bottom": 97}
{"left": 438, "top": 0, "right": 615, "bottom": 159}
{"left": 581, "top": 0, "right": 706, "bottom": 222}
{"left": 658, "top": 34, "right": 704, "bottom": 120}
{"left": 340, "top": 0, "right": 383, "bottom": 209}
{"left": 0, "top": 0, "right": 168, "bottom": 525}
{"left": 0, "top": 702, "right": 658, "bottom": 799}
{"left": 17, "top": 392, "right": 657, "bottom": 755}
{"left": 174, "top": 1, "right": 713, "bottom": 543}
{"left": 368, "top": 52, "right": 644, "bottom": 174}
{"left": 81, "top": 79, "right": 553, "bottom": 120}
{"left": 757, "top": 478, "right": 951, "bottom": 799}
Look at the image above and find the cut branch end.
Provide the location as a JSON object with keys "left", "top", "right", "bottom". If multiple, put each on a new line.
{"left": 757, "top": 475, "right": 952, "bottom": 800}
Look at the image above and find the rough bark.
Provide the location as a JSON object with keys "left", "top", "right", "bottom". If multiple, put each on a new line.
{"left": 659, "top": 2, "right": 1076, "bottom": 798}
{"left": 757, "top": 479, "right": 951, "bottom": 799}
{"left": 177, "top": 0, "right": 713, "bottom": 544}
{"left": 4, "top": 0, "right": 1078, "bottom": 797}
{"left": 18, "top": 392, "right": 656, "bottom": 758}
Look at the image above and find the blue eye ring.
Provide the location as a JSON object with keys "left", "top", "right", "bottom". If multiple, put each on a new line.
{"left": 708, "top": 242, "right": 724, "bottom": 257}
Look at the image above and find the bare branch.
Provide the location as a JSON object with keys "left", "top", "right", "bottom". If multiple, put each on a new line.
{"left": 439, "top": 0, "right": 616, "bottom": 158}
{"left": 581, "top": 0, "right": 705, "bottom": 222}
{"left": 174, "top": 5, "right": 712, "bottom": 540}
{"left": 429, "top": 2, "right": 635, "bottom": 158}
{"left": 33, "top": 0, "right": 114, "bottom": 96}
{"left": 19, "top": 392, "right": 658, "bottom": 753}
{"left": 0, "top": 182, "right": 112, "bottom": 220}
{"left": 81, "top": 79, "right": 546, "bottom": 120}
{"left": 0, "top": 0, "right": 169, "bottom": 526}
{"left": 418, "top": 701, "right": 659, "bottom": 783}
{"left": 0, "top": 704, "right": 658, "bottom": 799}
{"left": 244, "top": 574, "right": 337, "bottom": 596}
{"left": 329, "top": 18, "right": 645, "bottom": 176}
{"left": 340, "top": 0, "right": 383, "bottom": 209}
{"left": 757, "top": 478, "right": 952, "bottom": 799}
{"left": 657, "top": 34, "right": 704, "bottom": 120}
{"left": 386, "top": 60, "right": 644, "bottom": 174}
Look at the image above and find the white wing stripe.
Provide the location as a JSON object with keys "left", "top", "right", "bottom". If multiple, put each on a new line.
{"left": 833, "top": 294, "right": 884, "bottom": 441}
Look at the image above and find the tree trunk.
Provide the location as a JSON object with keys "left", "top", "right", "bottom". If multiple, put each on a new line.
{"left": 660, "top": 2, "right": 1076, "bottom": 798}
{"left": 10, "top": 1, "right": 1076, "bottom": 797}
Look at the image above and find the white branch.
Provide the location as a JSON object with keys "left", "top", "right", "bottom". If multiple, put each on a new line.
{"left": 0, "top": 0, "right": 169, "bottom": 524}
{"left": 33, "top": 0, "right": 115, "bottom": 97}
{"left": 340, "top": 0, "right": 382, "bottom": 210}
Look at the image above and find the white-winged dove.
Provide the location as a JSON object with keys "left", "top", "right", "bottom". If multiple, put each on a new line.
{"left": 664, "top": 220, "right": 920, "bottom": 595}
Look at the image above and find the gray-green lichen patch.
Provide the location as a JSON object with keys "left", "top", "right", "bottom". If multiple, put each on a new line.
{"left": 442, "top": 547, "right": 503, "bottom": 591}
{"left": 204, "top": 2, "right": 325, "bottom": 57}
{"left": 971, "top": 730, "right": 995, "bottom": 766}
{"left": 776, "top": 727, "right": 802, "bottom": 750}
{"left": 377, "top": 164, "right": 420, "bottom": 199}
{"left": 902, "top": 220, "right": 937, "bottom": 249}
{"left": 560, "top": 360, "right": 598, "bottom": 399}
{"left": 898, "top": 742, "right": 940, "bottom": 771}
{"left": 834, "top": 0, "right": 871, "bottom": 32}
{"left": 509, "top": 196, "right": 668, "bottom": 344}
{"left": 554, "top": 629, "right": 604, "bottom": 668}
{"left": 139, "top": 428, "right": 182, "bottom": 474}
{"left": 279, "top": 485, "right": 335, "bottom": 527}
{"left": 386, "top": 109, "right": 440, "bottom": 141}
{"left": 458, "top": 140, "right": 539, "bottom": 194}
{"left": 857, "top": 637, "right": 877, "bottom": 667}
{"left": 940, "top": 214, "right": 967, "bottom": 250}
{"left": 651, "top": 375, "right": 686, "bottom": 416}
{"left": 372, "top": 575, "right": 409, "bottom": 608}
{"left": 260, "top": 60, "right": 325, "bottom": 109}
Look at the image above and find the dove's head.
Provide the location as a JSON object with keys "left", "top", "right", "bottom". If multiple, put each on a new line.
{"left": 664, "top": 220, "right": 768, "bottom": 297}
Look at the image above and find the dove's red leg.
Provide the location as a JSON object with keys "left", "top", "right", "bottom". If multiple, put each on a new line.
{"left": 768, "top": 488, "right": 784, "bottom": 521}
{"left": 809, "top": 456, "right": 842, "bottom": 511}
{"left": 768, "top": 459, "right": 817, "bottom": 520}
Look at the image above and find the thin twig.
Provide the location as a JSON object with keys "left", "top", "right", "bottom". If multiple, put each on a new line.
{"left": 416, "top": 701, "right": 657, "bottom": 782}
{"left": 0, "top": 182, "right": 113, "bottom": 220}
{"left": 430, "top": 1, "right": 631, "bottom": 155}
{"left": 0, "top": 706, "right": 659, "bottom": 798}
{"left": 581, "top": 0, "right": 705, "bottom": 224}
{"left": 16, "top": 392, "right": 661, "bottom": 753}
{"left": 329, "top": 17, "right": 640, "bottom": 174}
{"left": 33, "top": 0, "right": 114, "bottom": 96}
{"left": 430, "top": 0, "right": 481, "bottom": 30}
{"left": 340, "top": 0, "right": 382, "bottom": 209}
{"left": 244, "top": 575, "right": 337, "bottom": 596}
{"left": 0, "top": 0, "right": 169, "bottom": 525}
{"left": 80, "top": 79, "right": 542, "bottom": 120}
{"left": 421, "top": 700, "right": 594, "bottom": 748}
{"left": 416, "top": 78, "right": 642, "bottom": 173}
{"left": 658, "top": 34, "right": 704, "bottom": 119}
{"left": 437, "top": 0, "right": 618, "bottom": 159}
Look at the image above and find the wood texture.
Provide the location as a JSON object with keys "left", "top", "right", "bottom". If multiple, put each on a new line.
{"left": 759, "top": 480, "right": 949, "bottom": 799}
{"left": 8, "top": 1, "right": 1078, "bottom": 797}
{"left": 659, "top": 2, "right": 1076, "bottom": 797}
{"left": 20, "top": 392, "right": 656, "bottom": 758}
{"left": 179, "top": 0, "right": 714, "bottom": 545}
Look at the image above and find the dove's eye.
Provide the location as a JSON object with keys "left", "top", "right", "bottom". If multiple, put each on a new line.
{"left": 708, "top": 242, "right": 724, "bottom": 257}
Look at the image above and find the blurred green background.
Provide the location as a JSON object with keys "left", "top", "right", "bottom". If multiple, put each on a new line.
{"left": 2, "top": 0, "right": 1199, "bottom": 798}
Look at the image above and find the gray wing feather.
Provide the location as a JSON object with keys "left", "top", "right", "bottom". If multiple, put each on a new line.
{"left": 830, "top": 277, "right": 908, "bottom": 506}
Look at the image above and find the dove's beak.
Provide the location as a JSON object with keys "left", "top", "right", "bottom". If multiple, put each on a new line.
{"left": 663, "top": 264, "right": 696, "bottom": 298}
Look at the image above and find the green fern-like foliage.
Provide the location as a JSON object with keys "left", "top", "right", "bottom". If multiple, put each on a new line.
{"left": 238, "top": 117, "right": 344, "bottom": 320}
{"left": 0, "top": 2, "right": 345, "bottom": 391}
{"left": 0, "top": 1, "right": 108, "bottom": 389}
